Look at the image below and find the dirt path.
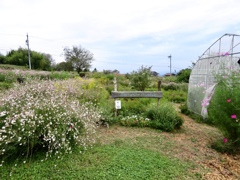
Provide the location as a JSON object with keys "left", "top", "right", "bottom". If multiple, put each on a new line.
{"left": 97, "top": 114, "right": 240, "bottom": 180}
{"left": 179, "top": 114, "right": 240, "bottom": 179}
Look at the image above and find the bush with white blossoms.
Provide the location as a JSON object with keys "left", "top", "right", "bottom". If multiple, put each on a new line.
{"left": 120, "top": 115, "right": 151, "bottom": 127}
{"left": 0, "top": 79, "right": 101, "bottom": 164}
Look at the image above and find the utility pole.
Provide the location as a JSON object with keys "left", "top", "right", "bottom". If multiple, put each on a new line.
{"left": 26, "top": 33, "right": 31, "bottom": 70}
{"left": 168, "top": 54, "right": 172, "bottom": 75}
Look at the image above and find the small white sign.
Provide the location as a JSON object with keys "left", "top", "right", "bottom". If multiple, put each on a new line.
{"left": 115, "top": 100, "right": 121, "bottom": 109}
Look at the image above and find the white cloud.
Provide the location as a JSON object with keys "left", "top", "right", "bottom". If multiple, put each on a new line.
{"left": 1, "top": 0, "right": 240, "bottom": 73}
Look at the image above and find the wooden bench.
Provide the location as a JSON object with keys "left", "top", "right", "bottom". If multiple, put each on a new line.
{"left": 111, "top": 91, "right": 162, "bottom": 98}
{"left": 111, "top": 77, "right": 163, "bottom": 116}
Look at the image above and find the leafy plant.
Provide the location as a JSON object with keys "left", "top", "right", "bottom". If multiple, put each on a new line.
{"left": 162, "top": 76, "right": 177, "bottom": 83}
{"left": 77, "top": 78, "right": 110, "bottom": 105}
{"left": 161, "top": 82, "right": 188, "bottom": 92}
{"left": 119, "top": 99, "right": 147, "bottom": 116}
{"left": 129, "top": 65, "right": 152, "bottom": 91}
{"left": 161, "top": 82, "right": 179, "bottom": 91}
{"left": 211, "top": 138, "right": 237, "bottom": 154}
{"left": 208, "top": 75, "right": 240, "bottom": 147}
{"left": 146, "top": 102, "right": 183, "bottom": 131}
{"left": 163, "top": 90, "right": 187, "bottom": 103}
{"left": 179, "top": 102, "right": 205, "bottom": 123}
{"left": 176, "top": 68, "right": 191, "bottom": 83}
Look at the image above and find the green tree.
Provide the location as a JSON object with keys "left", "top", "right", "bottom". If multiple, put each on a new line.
{"left": 129, "top": 65, "right": 152, "bottom": 91}
{"left": 63, "top": 45, "right": 94, "bottom": 76}
{"left": 176, "top": 68, "right": 191, "bottom": 83}
{"left": 92, "top": 68, "right": 97, "bottom": 72}
{"left": 151, "top": 71, "right": 159, "bottom": 77}
{"left": 5, "top": 47, "right": 53, "bottom": 70}
{"left": 0, "top": 53, "right": 6, "bottom": 64}
{"left": 54, "top": 61, "right": 73, "bottom": 71}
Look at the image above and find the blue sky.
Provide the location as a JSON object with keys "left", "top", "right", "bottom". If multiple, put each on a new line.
{"left": 1, "top": 0, "right": 240, "bottom": 75}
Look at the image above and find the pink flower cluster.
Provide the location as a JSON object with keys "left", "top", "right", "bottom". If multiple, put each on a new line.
{"left": 223, "top": 138, "right": 228, "bottom": 143}
{"left": 201, "top": 98, "right": 211, "bottom": 107}
{"left": 217, "top": 52, "right": 229, "bottom": 56}
{"left": 231, "top": 114, "right": 237, "bottom": 119}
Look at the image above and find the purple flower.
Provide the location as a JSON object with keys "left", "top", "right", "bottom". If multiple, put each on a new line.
{"left": 227, "top": 99, "right": 231, "bottom": 103}
{"left": 225, "top": 52, "right": 229, "bottom": 56}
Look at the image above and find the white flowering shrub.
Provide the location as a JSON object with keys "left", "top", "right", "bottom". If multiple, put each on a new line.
{"left": 0, "top": 79, "right": 101, "bottom": 164}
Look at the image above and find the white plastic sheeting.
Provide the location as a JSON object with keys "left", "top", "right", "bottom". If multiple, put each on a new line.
{"left": 187, "top": 34, "right": 240, "bottom": 117}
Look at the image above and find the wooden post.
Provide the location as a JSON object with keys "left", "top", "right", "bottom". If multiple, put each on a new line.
{"left": 113, "top": 77, "right": 117, "bottom": 92}
{"left": 158, "top": 80, "right": 161, "bottom": 91}
{"left": 113, "top": 77, "right": 117, "bottom": 117}
{"left": 158, "top": 80, "right": 161, "bottom": 108}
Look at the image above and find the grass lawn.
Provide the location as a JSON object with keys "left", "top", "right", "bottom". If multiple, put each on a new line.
{"left": 0, "top": 113, "right": 240, "bottom": 180}
{"left": 0, "top": 141, "right": 197, "bottom": 180}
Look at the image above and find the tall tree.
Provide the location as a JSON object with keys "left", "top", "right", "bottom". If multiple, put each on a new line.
{"left": 63, "top": 45, "right": 94, "bottom": 76}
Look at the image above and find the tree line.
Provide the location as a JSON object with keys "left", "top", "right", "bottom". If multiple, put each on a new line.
{"left": 0, "top": 45, "right": 191, "bottom": 82}
{"left": 0, "top": 47, "right": 54, "bottom": 70}
{"left": 0, "top": 45, "right": 94, "bottom": 75}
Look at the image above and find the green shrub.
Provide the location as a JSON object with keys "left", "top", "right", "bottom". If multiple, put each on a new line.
{"left": 208, "top": 78, "right": 240, "bottom": 147}
{"left": 176, "top": 68, "right": 191, "bottom": 83}
{"left": 0, "top": 71, "right": 16, "bottom": 84}
{"left": 129, "top": 65, "right": 152, "bottom": 91}
{"left": 0, "top": 82, "right": 13, "bottom": 90}
{"left": 77, "top": 78, "right": 110, "bottom": 105}
{"left": 162, "top": 76, "right": 177, "bottom": 83}
{"left": 0, "top": 79, "right": 101, "bottom": 165}
{"left": 179, "top": 102, "right": 190, "bottom": 115}
{"left": 211, "top": 138, "right": 239, "bottom": 154}
{"left": 0, "top": 73, "right": 6, "bottom": 82}
{"left": 119, "top": 99, "right": 147, "bottom": 116}
{"left": 146, "top": 102, "right": 183, "bottom": 131}
{"left": 98, "top": 99, "right": 118, "bottom": 125}
{"left": 161, "top": 82, "right": 188, "bottom": 92}
{"left": 163, "top": 90, "right": 187, "bottom": 103}
{"left": 161, "top": 82, "right": 179, "bottom": 91}
{"left": 179, "top": 102, "right": 205, "bottom": 123}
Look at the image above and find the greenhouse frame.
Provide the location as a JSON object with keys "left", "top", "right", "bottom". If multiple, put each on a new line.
{"left": 187, "top": 34, "right": 240, "bottom": 118}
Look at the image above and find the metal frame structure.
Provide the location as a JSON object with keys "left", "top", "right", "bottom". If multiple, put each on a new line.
{"left": 188, "top": 34, "right": 240, "bottom": 117}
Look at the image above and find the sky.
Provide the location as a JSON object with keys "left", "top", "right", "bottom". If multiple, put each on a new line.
{"left": 1, "top": 0, "right": 240, "bottom": 75}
